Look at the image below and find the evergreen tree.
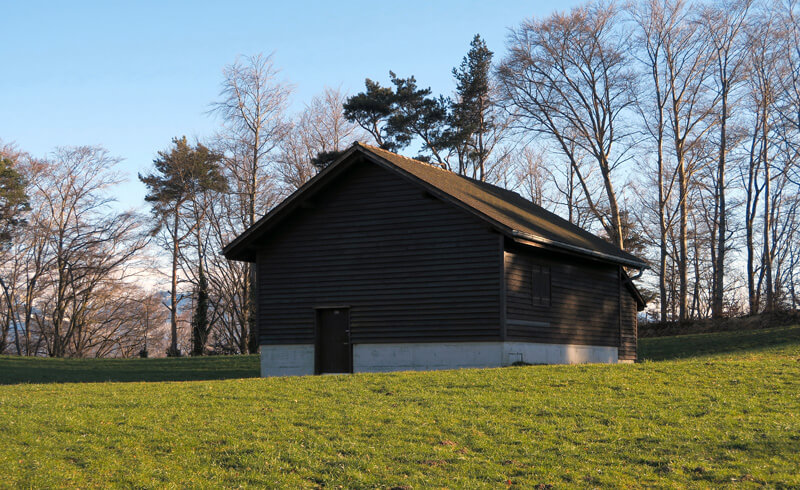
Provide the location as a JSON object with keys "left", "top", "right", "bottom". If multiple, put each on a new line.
{"left": 0, "top": 156, "right": 29, "bottom": 245}
{"left": 311, "top": 149, "right": 348, "bottom": 170}
{"left": 342, "top": 79, "right": 397, "bottom": 150}
{"left": 139, "top": 137, "right": 226, "bottom": 357}
{"left": 448, "top": 34, "right": 495, "bottom": 180}
{"left": 342, "top": 35, "right": 502, "bottom": 178}
{"left": 343, "top": 74, "right": 449, "bottom": 164}
{"left": 386, "top": 72, "right": 450, "bottom": 165}
{"left": 190, "top": 267, "right": 209, "bottom": 356}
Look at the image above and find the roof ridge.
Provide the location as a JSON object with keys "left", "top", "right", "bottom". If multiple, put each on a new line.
{"left": 355, "top": 141, "right": 454, "bottom": 174}
{"left": 357, "top": 141, "right": 549, "bottom": 215}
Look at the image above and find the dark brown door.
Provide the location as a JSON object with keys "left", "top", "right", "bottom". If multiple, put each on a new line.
{"left": 316, "top": 308, "right": 351, "bottom": 374}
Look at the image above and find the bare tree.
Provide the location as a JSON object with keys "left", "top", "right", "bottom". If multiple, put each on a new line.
{"left": 211, "top": 53, "right": 292, "bottom": 353}
{"left": 27, "top": 147, "right": 148, "bottom": 357}
{"left": 202, "top": 191, "right": 252, "bottom": 354}
{"left": 211, "top": 53, "right": 292, "bottom": 229}
{"left": 778, "top": 0, "right": 800, "bottom": 154}
{"left": 652, "top": 0, "right": 717, "bottom": 321}
{"left": 67, "top": 283, "right": 167, "bottom": 358}
{"left": 630, "top": 0, "right": 679, "bottom": 321}
{"left": 513, "top": 146, "right": 548, "bottom": 207}
{"left": 743, "top": 5, "right": 787, "bottom": 312}
{"left": 278, "top": 87, "right": 365, "bottom": 191}
{"left": 498, "top": 2, "right": 637, "bottom": 248}
{"left": 777, "top": 1, "right": 800, "bottom": 308}
{"left": 700, "top": 0, "right": 753, "bottom": 318}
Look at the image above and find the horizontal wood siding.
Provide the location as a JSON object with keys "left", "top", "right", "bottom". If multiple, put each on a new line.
{"left": 504, "top": 245, "right": 623, "bottom": 348}
{"left": 619, "top": 282, "right": 638, "bottom": 361}
{"left": 256, "top": 160, "right": 501, "bottom": 345}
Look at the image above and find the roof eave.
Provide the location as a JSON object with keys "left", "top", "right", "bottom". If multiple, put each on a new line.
{"left": 510, "top": 230, "right": 649, "bottom": 270}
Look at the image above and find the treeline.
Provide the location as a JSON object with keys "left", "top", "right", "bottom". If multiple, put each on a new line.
{"left": 1, "top": 0, "right": 799, "bottom": 357}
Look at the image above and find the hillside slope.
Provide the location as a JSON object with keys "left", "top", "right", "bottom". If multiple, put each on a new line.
{"left": 1, "top": 326, "right": 799, "bottom": 488}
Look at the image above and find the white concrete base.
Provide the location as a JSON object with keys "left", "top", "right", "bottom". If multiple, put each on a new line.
{"left": 260, "top": 344, "right": 315, "bottom": 377}
{"left": 353, "top": 342, "right": 501, "bottom": 372}
{"left": 503, "top": 341, "right": 618, "bottom": 366}
{"left": 259, "top": 341, "right": 620, "bottom": 377}
{"left": 352, "top": 341, "right": 618, "bottom": 373}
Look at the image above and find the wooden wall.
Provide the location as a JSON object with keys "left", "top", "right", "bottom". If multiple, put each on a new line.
{"left": 619, "top": 282, "right": 638, "bottom": 361}
{"left": 504, "top": 244, "right": 628, "bottom": 351}
{"left": 255, "top": 159, "right": 502, "bottom": 345}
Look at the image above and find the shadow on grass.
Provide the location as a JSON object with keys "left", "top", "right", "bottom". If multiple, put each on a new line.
{"left": 0, "top": 355, "right": 260, "bottom": 385}
{"left": 638, "top": 324, "right": 800, "bottom": 361}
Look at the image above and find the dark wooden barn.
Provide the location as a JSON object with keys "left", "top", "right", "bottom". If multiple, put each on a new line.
{"left": 223, "top": 142, "right": 646, "bottom": 376}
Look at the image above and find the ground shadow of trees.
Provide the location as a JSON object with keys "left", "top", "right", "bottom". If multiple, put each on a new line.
{"left": 638, "top": 325, "right": 800, "bottom": 361}
{"left": 0, "top": 354, "right": 260, "bottom": 385}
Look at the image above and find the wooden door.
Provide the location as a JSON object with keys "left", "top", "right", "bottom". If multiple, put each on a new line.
{"left": 315, "top": 308, "right": 351, "bottom": 374}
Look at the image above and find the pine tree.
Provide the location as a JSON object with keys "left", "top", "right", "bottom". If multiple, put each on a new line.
{"left": 449, "top": 34, "right": 495, "bottom": 179}
{"left": 139, "top": 137, "right": 226, "bottom": 357}
{"left": 343, "top": 74, "right": 449, "bottom": 165}
{"left": 341, "top": 35, "right": 499, "bottom": 176}
{"left": 191, "top": 267, "right": 209, "bottom": 356}
{"left": 387, "top": 72, "right": 450, "bottom": 166}
{"left": 0, "top": 156, "right": 29, "bottom": 244}
{"left": 342, "top": 79, "right": 397, "bottom": 150}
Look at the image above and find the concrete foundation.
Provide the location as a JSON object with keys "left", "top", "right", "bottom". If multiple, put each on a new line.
{"left": 353, "top": 341, "right": 618, "bottom": 372}
{"left": 259, "top": 341, "right": 619, "bottom": 377}
{"left": 259, "top": 344, "right": 315, "bottom": 377}
{"left": 503, "top": 341, "right": 618, "bottom": 366}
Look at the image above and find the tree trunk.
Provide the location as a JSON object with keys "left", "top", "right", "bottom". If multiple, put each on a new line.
{"left": 168, "top": 210, "right": 180, "bottom": 356}
{"left": 762, "top": 101, "right": 773, "bottom": 312}
{"left": 713, "top": 87, "right": 728, "bottom": 318}
{"left": 746, "top": 143, "right": 758, "bottom": 314}
{"left": 599, "top": 154, "right": 624, "bottom": 249}
{"left": 52, "top": 251, "right": 68, "bottom": 357}
{"left": 658, "top": 167, "right": 668, "bottom": 322}
{"left": 247, "top": 125, "right": 260, "bottom": 354}
{"left": 677, "top": 148, "right": 688, "bottom": 322}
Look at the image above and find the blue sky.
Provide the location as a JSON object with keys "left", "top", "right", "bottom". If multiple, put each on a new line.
{"left": 1, "top": 1, "right": 582, "bottom": 211}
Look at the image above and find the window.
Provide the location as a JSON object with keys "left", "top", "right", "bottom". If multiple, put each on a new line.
{"left": 531, "top": 264, "right": 551, "bottom": 306}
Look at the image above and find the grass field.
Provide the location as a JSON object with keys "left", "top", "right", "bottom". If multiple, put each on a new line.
{"left": 1, "top": 326, "right": 799, "bottom": 488}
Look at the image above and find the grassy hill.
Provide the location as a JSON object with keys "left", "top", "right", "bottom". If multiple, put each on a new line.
{"left": 1, "top": 326, "right": 799, "bottom": 488}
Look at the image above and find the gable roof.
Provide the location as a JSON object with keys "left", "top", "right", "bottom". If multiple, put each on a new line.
{"left": 223, "top": 142, "right": 648, "bottom": 269}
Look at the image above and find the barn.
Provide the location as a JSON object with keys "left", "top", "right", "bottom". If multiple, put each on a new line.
{"left": 223, "top": 142, "right": 647, "bottom": 376}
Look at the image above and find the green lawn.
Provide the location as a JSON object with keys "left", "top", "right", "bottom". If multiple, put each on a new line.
{"left": 1, "top": 327, "right": 799, "bottom": 488}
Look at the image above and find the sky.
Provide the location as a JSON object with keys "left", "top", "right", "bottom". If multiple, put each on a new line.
{"left": 1, "top": 0, "right": 583, "bottom": 212}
